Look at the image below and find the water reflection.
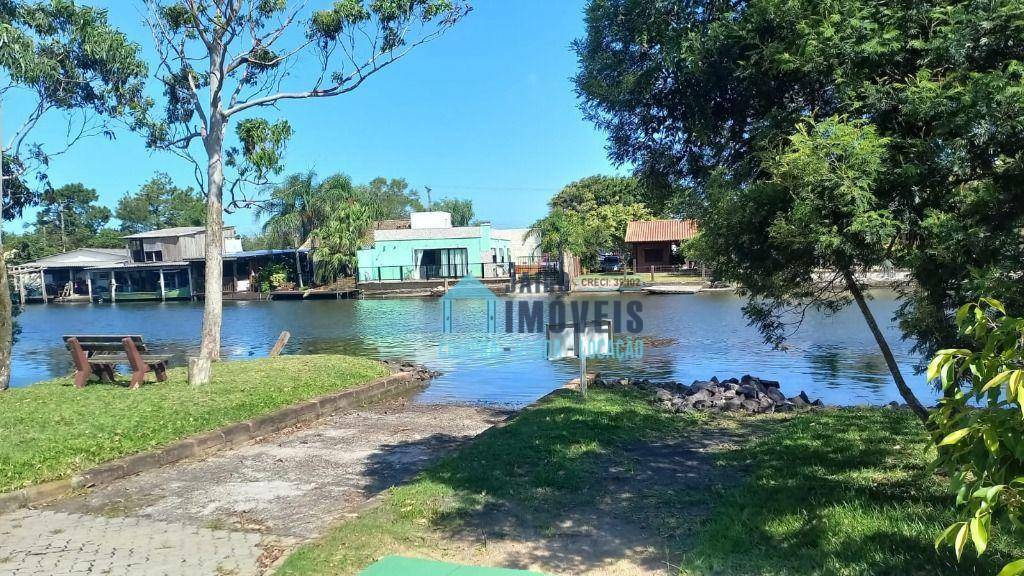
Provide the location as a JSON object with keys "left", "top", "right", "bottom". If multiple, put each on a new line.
{"left": 11, "top": 291, "right": 935, "bottom": 407}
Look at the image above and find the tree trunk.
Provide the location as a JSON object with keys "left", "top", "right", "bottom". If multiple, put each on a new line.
{"left": 842, "top": 268, "right": 929, "bottom": 423}
{"left": 0, "top": 99, "right": 11, "bottom": 391}
{"left": 197, "top": 118, "right": 225, "bottom": 373}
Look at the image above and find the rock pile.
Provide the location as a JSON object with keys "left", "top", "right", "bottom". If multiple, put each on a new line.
{"left": 381, "top": 359, "right": 441, "bottom": 381}
{"left": 594, "top": 374, "right": 825, "bottom": 414}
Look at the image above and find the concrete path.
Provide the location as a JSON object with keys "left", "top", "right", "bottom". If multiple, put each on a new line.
{"left": 0, "top": 396, "right": 507, "bottom": 575}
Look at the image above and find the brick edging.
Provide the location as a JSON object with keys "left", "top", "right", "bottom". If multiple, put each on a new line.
{"left": 0, "top": 371, "right": 423, "bottom": 514}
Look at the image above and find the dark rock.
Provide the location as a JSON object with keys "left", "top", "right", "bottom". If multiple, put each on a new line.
{"left": 766, "top": 388, "right": 786, "bottom": 404}
{"left": 811, "top": 399, "right": 824, "bottom": 407}
{"left": 789, "top": 395, "right": 809, "bottom": 408}
{"left": 740, "top": 399, "right": 760, "bottom": 413}
{"left": 722, "top": 377, "right": 739, "bottom": 385}
{"left": 761, "top": 379, "right": 781, "bottom": 389}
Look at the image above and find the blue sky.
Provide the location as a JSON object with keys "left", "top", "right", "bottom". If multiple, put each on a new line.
{"left": 9, "top": 0, "right": 624, "bottom": 237}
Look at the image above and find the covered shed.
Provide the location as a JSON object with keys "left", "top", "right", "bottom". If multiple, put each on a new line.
{"left": 624, "top": 220, "right": 700, "bottom": 271}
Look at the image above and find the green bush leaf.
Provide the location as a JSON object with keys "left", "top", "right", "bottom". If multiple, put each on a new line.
{"left": 939, "top": 428, "right": 972, "bottom": 447}
{"left": 998, "top": 559, "right": 1024, "bottom": 576}
{"left": 982, "top": 371, "right": 1013, "bottom": 393}
{"left": 970, "top": 515, "right": 988, "bottom": 555}
{"left": 955, "top": 522, "right": 969, "bottom": 560}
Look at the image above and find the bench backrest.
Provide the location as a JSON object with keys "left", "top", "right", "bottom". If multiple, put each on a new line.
{"left": 63, "top": 335, "right": 147, "bottom": 353}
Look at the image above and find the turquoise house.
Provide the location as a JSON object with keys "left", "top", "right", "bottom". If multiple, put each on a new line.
{"left": 357, "top": 212, "right": 513, "bottom": 283}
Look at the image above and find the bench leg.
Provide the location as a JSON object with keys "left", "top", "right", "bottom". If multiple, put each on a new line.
{"left": 152, "top": 362, "right": 168, "bottom": 382}
{"left": 73, "top": 367, "right": 91, "bottom": 389}
{"left": 129, "top": 366, "right": 148, "bottom": 390}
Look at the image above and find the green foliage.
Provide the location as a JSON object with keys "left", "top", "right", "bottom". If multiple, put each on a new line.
{"left": 312, "top": 202, "right": 372, "bottom": 284}
{"left": 575, "top": 0, "right": 1024, "bottom": 359}
{"left": 690, "top": 116, "right": 897, "bottom": 345}
{"left": 429, "top": 197, "right": 473, "bottom": 226}
{"left": 532, "top": 175, "right": 654, "bottom": 267}
{"left": 353, "top": 177, "right": 424, "bottom": 220}
{"left": 0, "top": 0, "right": 146, "bottom": 216}
{"left": 255, "top": 261, "right": 289, "bottom": 292}
{"left": 34, "top": 183, "right": 111, "bottom": 253}
{"left": 928, "top": 299, "right": 1024, "bottom": 573}
{"left": 256, "top": 172, "right": 357, "bottom": 249}
{"left": 226, "top": 118, "right": 293, "bottom": 183}
{"left": 115, "top": 173, "right": 205, "bottom": 233}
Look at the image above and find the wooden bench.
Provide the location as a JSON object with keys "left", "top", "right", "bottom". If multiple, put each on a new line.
{"left": 63, "top": 335, "right": 171, "bottom": 390}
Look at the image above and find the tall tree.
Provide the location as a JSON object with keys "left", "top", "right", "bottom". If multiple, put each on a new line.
{"left": 431, "top": 197, "right": 473, "bottom": 226}
{"left": 140, "top": 0, "right": 470, "bottom": 382}
{"left": 575, "top": 0, "right": 1024, "bottom": 421}
{"left": 0, "top": 0, "right": 146, "bottom": 389}
{"left": 35, "top": 183, "right": 111, "bottom": 252}
{"left": 115, "top": 173, "right": 205, "bottom": 233}
{"left": 354, "top": 177, "right": 424, "bottom": 220}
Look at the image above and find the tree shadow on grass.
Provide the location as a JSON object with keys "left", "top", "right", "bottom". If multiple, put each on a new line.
{"left": 681, "top": 408, "right": 1024, "bottom": 575}
{"left": 359, "top": 389, "right": 739, "bottom": 574}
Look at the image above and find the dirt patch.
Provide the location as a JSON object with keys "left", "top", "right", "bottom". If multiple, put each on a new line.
{"left": 415, "top": 427, "right": 748, "bottom": 576}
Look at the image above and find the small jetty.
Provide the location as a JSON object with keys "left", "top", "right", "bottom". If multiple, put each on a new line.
{"left": 644, "top": 285, "right": 702, "bottom": 295}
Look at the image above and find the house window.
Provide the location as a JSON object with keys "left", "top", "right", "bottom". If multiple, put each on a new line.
{"left": 145, "top": 250, "right": 163, "bottom": 262}
{"left": 491, "top": 248, "right": 497, "bottom": 263}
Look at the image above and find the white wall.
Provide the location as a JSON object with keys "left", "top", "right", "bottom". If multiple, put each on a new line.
{"left": 410, "top": 211, "right": 452, "bottom": 229}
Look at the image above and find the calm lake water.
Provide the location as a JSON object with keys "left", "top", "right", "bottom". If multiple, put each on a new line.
{"left": 11, "top": 290, "right": 938, "bottom": 407}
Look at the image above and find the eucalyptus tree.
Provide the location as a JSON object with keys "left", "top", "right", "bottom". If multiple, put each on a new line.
{"left": 139, "top": 0, "right": 471, "bottom": 380}
{"left": 0, "top": 0, "right": 146, "bottom": 389}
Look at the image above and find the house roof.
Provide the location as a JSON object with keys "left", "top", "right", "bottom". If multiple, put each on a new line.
{"left": 624, "top": 220, "right": 699, "bottom": 243}
{"left": 23, "top": 248, "right": 128, "bottom": 268}
{"left": 184, "top": 248, "right": 310, "bottom": 261}
{"left": 123, "top": 225, "right": 235, "bottom": 239}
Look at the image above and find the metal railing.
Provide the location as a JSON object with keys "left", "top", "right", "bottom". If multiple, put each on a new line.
{"left": 357, "top": 263, "right": 513, "bottom": 283}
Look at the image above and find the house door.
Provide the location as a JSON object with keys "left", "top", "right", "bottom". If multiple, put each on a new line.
{"left": 417, "top": 248, "right": 469, "bottom": 279}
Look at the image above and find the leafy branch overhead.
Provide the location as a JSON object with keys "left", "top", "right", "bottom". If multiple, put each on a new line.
{"left": 138, "top": 0, "right": 471, "bottom": 205}
{"left": 0, "top": 0, "right": 147, "bottom": 213}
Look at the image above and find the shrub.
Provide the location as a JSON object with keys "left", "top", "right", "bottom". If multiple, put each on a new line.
{"left": 928, "top": 298, "right": 1024, "bottom": 575}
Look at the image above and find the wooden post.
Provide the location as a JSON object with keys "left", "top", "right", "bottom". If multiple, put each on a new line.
{"left": 110, "top": 270, "right": 116, "bottom": 303}
{"left": 86, "top": 274, "right": 92, "bottom": 302}
{"left": 158, "top": 269, "right": 166, "bottom": 301}
{"left": 186, "top": 265, "right": 194, "bottom": 300}
{"left": 269, "top": 331, "right": 290, "bottom": 357}
{"left": 39, "top": 268, "right": 47, "bottom": 303}
{"left": 16, "top": 273, "right": 25, "bottom": 305}
{"left": 650, "top": 265, "right": 655, "bottom": 282}
{"left": 232, "top": 259, "right": 238, "bottom": 293}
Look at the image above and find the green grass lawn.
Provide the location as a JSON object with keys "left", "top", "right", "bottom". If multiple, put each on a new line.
{"left": 278, "top": 387, "right": 1023, "bottom": 576}
{"left": 0, "top": 354, "right": 389, "bottom": 493}
{"left": 277, "top": 387, "right": 698, "bottom": 575}
{"left": 681, "top": 408, "right": 1024, "bottom": 575}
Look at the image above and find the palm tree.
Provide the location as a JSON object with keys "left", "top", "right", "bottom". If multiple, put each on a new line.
{"left": 312, "top": 201, "right": 373, "bottom": 284}
{"left": 255, "top": 172, "right": 356, "bottom": 248}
